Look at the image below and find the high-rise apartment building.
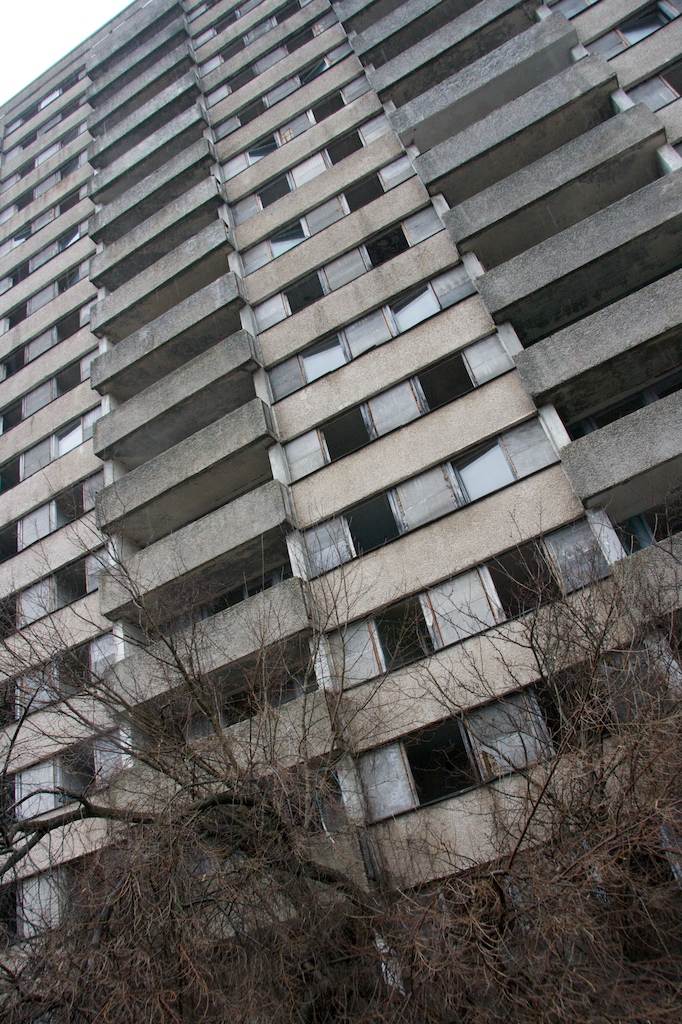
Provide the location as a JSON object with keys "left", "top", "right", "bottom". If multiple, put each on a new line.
{"left": 0, "top": 0, "right": 681, "bottom": 942}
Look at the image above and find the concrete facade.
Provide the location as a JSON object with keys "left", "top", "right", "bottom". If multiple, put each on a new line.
{"left": 0, "top": 0, "right": 681, "bottom": 935}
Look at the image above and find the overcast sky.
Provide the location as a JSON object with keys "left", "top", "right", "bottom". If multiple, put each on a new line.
{"left": 0, "top": 0, "right": 136, "bottom": 107}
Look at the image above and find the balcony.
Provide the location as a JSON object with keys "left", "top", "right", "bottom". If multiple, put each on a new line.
{"left": 390, "top": 13, "right": 577, "bottom": 153}
{"left": 413, "top": 56, "right": 617, "bottom": 205}
{"left": 93, "top": 330, "right": 259, "bottom": 466}
{"left": 87, "top": 0, "right": 183, "bottom": 79}
{"left": 516, "top": 268, "right": 682, "bottom": 411}
{"left": 560, "top": 393, "right": 682, "bottom": 522}
{"left": 97, "top": 398, "right": 275, "bottom": 543}
{"left": 88, "top": 105, "right": 208, "bottom": 206}
{"left": 90, "top": 176, "right": 226, "bottom": 290}
{"left": 90, "top": 220, "right": 232, "bottom": 343}
{"left": 89, "top": 138, "right": 215, "bottom": 246}
{"left": 90, "top": 273, "right": 246, "bottom": 400}
{"left": 89, "top": 72, "right": 200, "bottom": 170}
{"left": 367, "top": 0, "right": 538, "bottom": 108}
{"left": 477, "top": 169, "right": 682, "bottom": 344}
{"left": 98, "top": 480, "right": 293, "bottom": 620}
{"left": 445, "top": 104, "right": 665, "bottom": 269}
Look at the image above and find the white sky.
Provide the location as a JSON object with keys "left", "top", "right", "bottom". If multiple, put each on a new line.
{"left": 0, "top": 0, "right": 136, "bottom": 108}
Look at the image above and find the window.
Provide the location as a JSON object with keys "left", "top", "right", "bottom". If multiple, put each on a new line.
{"left": 326, "top": 520, "right": 612, "bottom": 685}
{"left": 1, "top": 351, "right": 94, "bottom": 435}
{"left": 17, "top": 870, "right": 66, "bottom": 937}
{"left": 221, "top": 77, "right": 372, "bottom": 180}
{"left": 566, "top": 369, "right": 682, "bottom": 439}
{"left": 268, "top": 268, "right": 475, "bottom": 399}
{"left": 240, "top": 161, "right": 415, "bottom": 271}
{"left": 358, "top": 690, "right": 551, "bottom": 821}
{"left": 254, "top": 206, "right": 442, "bottom": 328}
{"left": 587, "top": 3, "right": 680, "bottom": 59}
{"left": 616, "top": 502, "right": 682, "bottom": 554}
{"left": 628, "top": 57, "right": 682, "bottom": 109}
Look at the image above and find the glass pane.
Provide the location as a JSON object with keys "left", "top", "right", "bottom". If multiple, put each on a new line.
{"left": 264, "top": 77, "right": 297, "bottom": 106}
{"left": 285, "top": 430, "right": 326, "bottom": 481}
{"left": 628, "top": 76, "right": 677, "bottom": 111}
{"left": 465, "top": 692, "right": 549, "bottom": 780}
{"left": 22, "top": 438, "right": 52, "bottom": 478}
{"left": 255, "top": 293, "right": 287, "bottom": 331}
{"left": 269, "top": 356, "right": 305, "bottom": 399}
{"left": 358, "top": 743, "right": 417, "bottom": 820}
{"left": 427, "top": 570, "right": 497, "bottom": 646}
{"left": 342, "top": 77, "right": 370, "bottom": 103}
{"left": 304, "top": 519, "right": 353, "bottom": 575}
{"left": 432, "top": 265, "right": 476, "bottom": 308}
{"left": 277, "top": 113, "right": 310, "bottom": 144}
{"left": 233, "top": 193, "right": 261, "bottom": 224}
{"left": 222, "top": 153, "right": 249, "bottom": 179}
{"left": 622, "top": 10, "right": 667, "bottom": 45}
{"left": 367, "top": 381, "right": 421, "bottom": 436}
{"left": 344, "top": 309, "right": 392, "bottom": 357}
{"left": 358, "top": 114, "right": 391, "bottom": 145}
{"left": 25, "top": 330, "right": 55, "bottom": 362}
{"left": 247, "top": 137, "right": 277, "bottom": 164}
{"left": 463, "top": 335, "right": 513, "bottom": 384}
{"left": 242, "top": 240, "right": 272, "bottom": 275}
{"left": 19, "top": 579, "right": 52, "bottom": 626}
{"left": 290, "top": 152, "right": 327, "bottom": 187}
{"left": 502, "top": 419, "right": 557, "bottom": 478}
{"left": 328, "top": 619, "right": 381, "bottom": 685}
{"left": 586, "top": 31, "right": 627, "bottom": 59}
{"left": 391, "top": 286, "right": 439, "bottom": 332}
{"left": 18, "top": 871, "right": 64, "bottom": 935}
{"left": 544, "top": 520, "right": 609, "bottom": 593}
{"left": 16, "top": 666, "right": 55, "bottom": 713}
{"left": 395, "top": 467, "right": 457, "bottom": 529}
{"left": 457, "top": 443, "right": 514, "bottom": 502}
{"left": 28, "top": 284, "right": 55, "bottom": 314}
{"left": 305, "top": 196, "right": 345, "bottom": 234}
{"left": 322, "top": 248, "right": 367, "bottom": 290}
{"left": 301, "top": 336, "right": 346, "bottom": 382}
{"left": 270, "top": 221, "right": 306, "bottom": 257}
{"left": 83, "top": 471, "right": 104, "bottom": 512}
{"left": 57, "top": 421, "right": 83, "bottom": 456}
{"left": 402, "top": 206, "right": 442, "bottom": 245}
{"left": 23, "top": 380, "right": 53, "bottom": 417}
{"left": 19, "top": 503, "right": 52, "bottom": 549}
{"left": 16, "top": 761, "right": 58, "bottom": 819}
{"left": 378, "top": 155, "right": 413, "bottom": 191}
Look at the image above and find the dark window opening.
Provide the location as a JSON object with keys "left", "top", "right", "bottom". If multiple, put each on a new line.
{"left": 0, "top": 597, "right": 17, "bottom": 640}
{"left": 258, "top": 174, "right": 290, "bottom": 208}
{"left": 56, "top": 309, "right": 81, "bottom": 342}
{"left": 0, "top": 883, "right": 17, "bottom": 940}
{"left": 300, "top": 60, "right": 327, "bottom": 86}
{"left": 285, "top": 272, "right": 325, "bottom": 314}
{"left": 219, "top": 38, "right": 245, "bottom": 63}
{"left": 230, "top": 66, "right": 255, "bottom": 92}
{"left": 55, "top": 484, "right": 84, "bottom": 526}
{"left": 54, "top": 561, "right": 87, "bottom": 608}
{"left": 11, "top": 262, "right": 30, "bottom": 287}
{"left": 57, "top": 267, "right": 80, "bottom": 294}
{"left": 346, "top": 492, "right": 400, "bottom": 555}
{"left": 404, "top": 719, "right": 475, "bottom": 805}
{"left": 0, "top": 459, "right": 21, "bottom": 493}
{"left": 375, "top": 596, "right": 433, "bottom": 672}
{"left": 55, "top": 361, "right": 81, "bottom": 396}
{"left": 487, "top": 543, "right": 560, "bottom": 619}
{"left": 0, "top": 524, "right": 17, "bottom": 563}
{"left": 344, "top": 174, "right": 383, "bottom": 213}
{"left": 15, "top": 191, "right": 33, "bottom": 212}
{"left": 326, "top": 131, "right": 363, "bottom": 165}
{"left": 311, "top": 93, "right": 345, "bottom": 124}
{"left": 3, "top": 347, "right": 26, "bottom": 378}
{"left": 418, "top": 352, "right": 475, "bottom": 411}
{"left": 617, "top": 503, "right": 682, "bottom": 554}
{"left": 8, "top": 304, "right": 28, "bottom": 330}
{"left": 1, "top": 402, "right": 22, "bottom": 433}
{"left": 287, "top": 27, "right": 315, "bottom": 53}
{"left": 323, "top": 407, "right": 371, "bottom": 460}
{"left": 238, "top": 98, "right": 265, "bottom": 126}
{"left": 365, "top": 225, "right": 409, "bottom": 267}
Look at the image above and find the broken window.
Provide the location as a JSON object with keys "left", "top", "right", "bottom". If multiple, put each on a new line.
{"left": 358, "top": 691, "right": 550, "bottom": 821}
{"left": 346, "top": 492, "right": 401, "bottom": 555}
{"left": 374, "top": 597, "right": 433, "bottom": 671}
{"left": 323, "top": 406, "right": 371, "bottom": 460}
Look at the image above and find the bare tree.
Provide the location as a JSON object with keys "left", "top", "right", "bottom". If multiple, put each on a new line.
{"left": 0, "top": 501, "right": 681, "bottom": 1023}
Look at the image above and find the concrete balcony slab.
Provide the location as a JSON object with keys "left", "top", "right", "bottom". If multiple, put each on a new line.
{"left": 332, "top": 0, "right": 406, "bottom": 34}
{"left": 354, "top": 0, "right": 480, "bottom": 67}
{"left": 88, "top": 43, "right": 193, "bottom": 135}
{"left": 560, "top": 393, "right": 682, "bottom": 522}
{"left": 89, "top": 137, "right": 215, "bottom": 245}
{"left": 112, "top": 577, "right": 311, "bottom": 705}
{"left": 90, "top": 273, "right": 246, "bottom": 400}
{"left": 98, "top": 479, "right": 293, "bottom": 620}
{"left": 88, "top": 0, "right": 182, "bottom": 78}
{"left": 515, "top": 268, "right": 682, "bottom": 413}
{"left": 91, "top": 176, "right": 225, "bottom": 290}
{"left": 445, "top": 104, "right": 665, "bottom": 269}
{"left": 89, "top": 18, "right": 188, "bottom": 110}
{"left": 97, "top": 398, "right": 274, "bottom": 544}
{"left": 414, "top": 55, "right": 617, "bottom": 205}
{"left": 390, "top": 13, "right": 577, "bottom": 152}
{"left": 89, "top": 105, "right": 208, "bottom": 206}
{"left": 478, "top": 169, "right": 682, "bottom": 344}
{"left": 93, "top": 330, "right": 259, "bottom": 466}
{"left": 90, "top": 219, "right": 232, "bottom": 342}
{"left": 89, "top": 72, "right": 200, "bottom": 170}
{"left": 369, "top": 0, "right": 538, "bottom": 108}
